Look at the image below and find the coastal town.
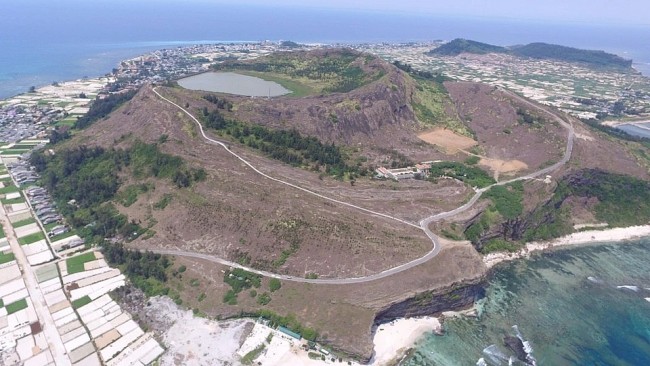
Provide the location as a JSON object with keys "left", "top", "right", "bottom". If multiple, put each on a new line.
{"left": 1, "top": 40, "right": 649, "bottom": 365}
{"left": 355, "top": 42, "right": 650, "bottom": 120}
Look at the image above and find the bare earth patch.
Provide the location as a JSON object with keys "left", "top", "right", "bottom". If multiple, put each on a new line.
{"left": 144, "top": 296, "right": 254, "bottom": 366}
{"left": 417, "top": 128, "right": 476, "bottom": 153}
{"left": 444, "top": 82, "right": 567, "bottom": 175}
{"left": 478, "top": 156, "right": 528, "bottom": 177}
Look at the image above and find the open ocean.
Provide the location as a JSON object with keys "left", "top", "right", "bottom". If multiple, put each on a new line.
{"left": 2, "top": 3, "right": 650, "bottom": 364}
{"left": 1, "top": 2, "right": 649, "bottom": 99}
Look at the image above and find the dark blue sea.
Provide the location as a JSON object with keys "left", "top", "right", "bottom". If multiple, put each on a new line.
{"left": 1, "top": 2, "right": 649, "bottom": 99}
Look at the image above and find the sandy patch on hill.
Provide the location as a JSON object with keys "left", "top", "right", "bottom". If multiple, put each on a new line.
{"left": 417, "top": 128, "right": 476, "bottom": 153}
{"left": 479, "top": 157, "right": 528, "bottom": 174}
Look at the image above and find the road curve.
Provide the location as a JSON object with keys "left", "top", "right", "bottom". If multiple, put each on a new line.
{"left": 150, "top": 86, "right": 574, "bottom": 284}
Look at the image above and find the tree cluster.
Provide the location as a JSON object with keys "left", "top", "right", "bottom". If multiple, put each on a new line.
{"left": 75, "top": 90, "right": 137, "bottom": 129}
{"left": 49, "top": 127, "right": 71, "bottom": 144}
{"left": 254, "top": 310, "right": 319, "bottom": 341}
{"left": 202, "top": 94, "right": 233, "bottom": 111}
{"left": 583, "top": 119, "right": 649, "bottom": 147}
{"left": 428, "top": 161, "right": 495, "bottom": 188}
{"left": 392, "top": 61, "right": 450, "bottom": 83}
{"left": 516, "top": 108, "right": 540, "bottom": 124}
{"left": 102, "top": 243, "right": 170, "bottom": 282}
{"left": 201, "top": 108, "right": 357, "bottom": 177}
{"left": 30, "top": 140, "right": 204, "bottom": 242}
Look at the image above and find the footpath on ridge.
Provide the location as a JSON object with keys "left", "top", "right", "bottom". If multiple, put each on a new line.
{"left": 150, "top": 86, "right": 575, "bottom": 284}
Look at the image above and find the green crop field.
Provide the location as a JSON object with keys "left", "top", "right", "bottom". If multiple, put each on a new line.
{"left": 0, "top": 185, "right": 19, "bottom": 195}
{"left": 12, "top": 217, "right": 36, "bottom": 228}
{"left": 1, "top": 197, "right": 25, "bottom": 205}
{"left": 66, "top": 252, "right": 96, "bottom": 274}
{"left": 0, "top": 252, "right": 15, "bottom": 265}
{"left": 18, "top": 232, "right": 46, "bottom": 245}
{"left": 0, "top": 149, "right": 30, "bottom": 155}
{"left": 72, "top": 295, "right": 92, "bottom": 309}
{"left": 50, "top": 231, "right": 76, "bottom": 243}
{"left": 5, "top": 298, "right": 28, "bottom": 314}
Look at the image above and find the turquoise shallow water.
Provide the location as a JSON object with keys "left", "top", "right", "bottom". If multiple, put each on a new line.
{"left": 405, "top": 238, "right": 650, "bottom": 365}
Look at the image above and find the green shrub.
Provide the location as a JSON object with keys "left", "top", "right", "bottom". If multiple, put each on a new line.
{"left": 464, "top": 155, "right": 480, "bottom": 165}
{"left": 223, "top": 290, "right": 238, "bottom": 305}
{"left": 257, "top": 292, "right": 271, "bottom": 305}
{"left": 269, "top": 278, "right": 282, "bottom": 292}
{"left": 224, "top": 268, "right": 261, "bottom": 294}
{"left": 153, "top": 194, "right": 173, "bottom": 210}
{"left": 481, "top": 239, "right": 521, "bottom": 254}
{"left": 241, "top": 344, "right": 266, "bottom": 365}
{"left": 484, "top": 182, "right": 524, "bottom": 219}
{"left": 428, "top": 161, "right": 495, "bottom": 188}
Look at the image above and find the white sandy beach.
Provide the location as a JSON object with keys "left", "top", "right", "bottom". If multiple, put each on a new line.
{"left": 483, "top": 225, "right": 650, "bottom": 268}
{"left": 370, "top": 317, "right": 442, "bottom": 366}
{"left": 237, "top": 316, "right": 441, "bottom": 366}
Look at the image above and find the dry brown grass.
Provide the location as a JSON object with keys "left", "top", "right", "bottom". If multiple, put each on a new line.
{"left": 73, "top": 87, "right": 477, "bottom": 279}
{"left": 445, "top": 82, "right": 566, "bottom": 175}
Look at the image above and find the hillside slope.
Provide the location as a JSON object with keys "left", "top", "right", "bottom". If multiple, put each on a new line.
{"left": 38, "top": 48, "right": 650, "bottom": 360}
{"left": 52, "top": 48, "right": 650, "bottom": 275}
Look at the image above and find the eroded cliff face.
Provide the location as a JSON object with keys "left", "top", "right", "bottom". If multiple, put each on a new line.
{"left": 374, "top": 279, "right": 485, "bottom": 325}
{"left": 329, "top": 279, "right": 486, "bottom": 363}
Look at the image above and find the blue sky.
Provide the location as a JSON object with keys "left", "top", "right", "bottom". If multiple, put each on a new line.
{"left": 5, "top": 1, "right": 650, "bottom": 26}
{"left": 210, "top": 0, "right": 650, "bottom": 25}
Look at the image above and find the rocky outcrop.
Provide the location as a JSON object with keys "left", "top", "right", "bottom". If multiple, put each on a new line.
{"left": 504, "top": 335, "right": 528, "bottom": 363}
{"left": 373, "top": 279, "right": 485, "bottom": 325}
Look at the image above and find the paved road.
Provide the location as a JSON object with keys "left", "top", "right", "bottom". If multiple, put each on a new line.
{"left": 150, "top": 86, "right": 574, "bottom": 284}
{"left": 0, "top": 206, "right": 71, "bottom": 365}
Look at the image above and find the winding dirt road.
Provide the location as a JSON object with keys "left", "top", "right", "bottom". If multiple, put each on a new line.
{"left": 150, "top": 86, "right": 574, "bottom": 284}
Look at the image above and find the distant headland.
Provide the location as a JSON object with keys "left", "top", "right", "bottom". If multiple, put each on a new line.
{"left": 428, "top": 38, "right": 633, "bottom": 70}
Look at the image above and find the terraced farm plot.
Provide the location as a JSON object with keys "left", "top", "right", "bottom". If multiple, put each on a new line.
{"left": 1, "top": 196, "right": 25, "bottom": 205}
{"left": 0, "top": 251, "right": 15, "bottom": 264}
{"left": 72, "top": 295, "right": 92, "bottom": 309}
{"left": 50, "top": 230, "right": 76, "bottom": 243}
{"left": 18, "top": 231, "right": 46, "bottom": 245}
{"left": 5, "top": 298, "right": 28, "bottom": 314}
{"left": 0, "top": 149, "right": 31, "bottom": 155}
{"left": 12, "top": 217, "right": 36, "bottom": 228}
{"left": 66, "top": 252, "right": 96, "bottom": 274}
{"left": 35, "top": 263, "right": 59, "bottom": 282}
